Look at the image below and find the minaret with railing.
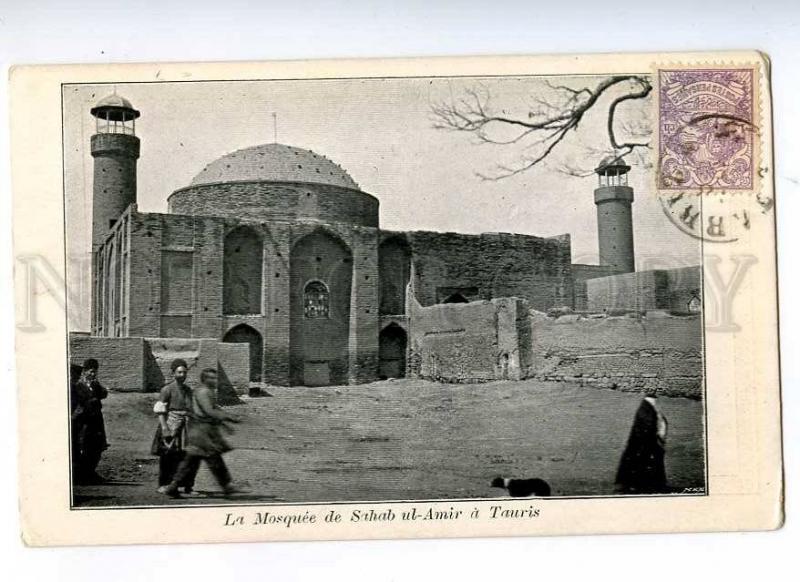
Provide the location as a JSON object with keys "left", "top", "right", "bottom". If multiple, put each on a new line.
{"left": 594, "top": 155, "right": 635, "bottom": 273}
{"left": 90, "top": 92, "right": 140, "bottom": 250}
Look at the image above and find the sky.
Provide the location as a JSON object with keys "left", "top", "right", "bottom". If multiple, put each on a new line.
{"left": 63, "top": 75, "right": 701, "bottom": 327}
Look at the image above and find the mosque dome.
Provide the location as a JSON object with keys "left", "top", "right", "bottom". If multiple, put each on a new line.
{"left": 189, "top": 143, "right": 360, "bottom": 190}
{"left": 169, "top": 143, "right": 377, "bottom": 227}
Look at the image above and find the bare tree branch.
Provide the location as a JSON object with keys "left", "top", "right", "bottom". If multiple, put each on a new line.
{"left": 431, "top": 75, "right": 653, "bottom": 180}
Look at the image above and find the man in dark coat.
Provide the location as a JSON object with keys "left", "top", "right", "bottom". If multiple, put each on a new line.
{"left": 73, "top": 358, "right": 109, "bottom": 484}
{"left": 615, "top": 389, "right": 669, "bottom": 494}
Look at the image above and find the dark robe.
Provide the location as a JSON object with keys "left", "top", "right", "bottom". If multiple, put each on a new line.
{"left": 72, "top": 378, "right": 109, "bottom": 480}
{"left": 615, "top": 399, "right": 668, "bottom": 494}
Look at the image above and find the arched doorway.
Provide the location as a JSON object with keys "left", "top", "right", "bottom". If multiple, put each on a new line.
{"left": 222, "top": 324, "right": 263, "bottom": 382}
{"left": 223, "top": 226, "right": 263, "bottom": 315}
{"left": 289, "top": 229, "right": 352, "bottom": 386}
{"left": 379, "top": 324, "right": 407, "bottom": 379}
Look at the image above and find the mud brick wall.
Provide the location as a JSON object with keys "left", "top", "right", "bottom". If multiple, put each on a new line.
{"left": 69, "top": 334, "right": 145, "bottom": 392}
{"left": 218, "top": 342, "right": 250, "bottom": 394}
{"left": 571, "top": 263, "right": 620, "bottom": 310}
{"left": 586, "top": 270, "right": 665, "bottom": 311}
{"left": 409, "top": 297, "right": 527, "bottom": 382}
{"left": 586, "top": 266, "right": 702, "bottom": 312}
{"left": 527, "top": 313, "right": 703, "bottom": 398}
{"left": 404, "top": 231, "right": 573, "bottom": 312}
{"left": 664, "top": 266, "right": 702, "bottom": 311}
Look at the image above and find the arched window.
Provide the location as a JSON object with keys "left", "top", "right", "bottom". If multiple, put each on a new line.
{"left": 304, "top": 280, "right": 330, "bottom": 318}
{"left": 223, "top": 226, "right": 263, "bottom": 315}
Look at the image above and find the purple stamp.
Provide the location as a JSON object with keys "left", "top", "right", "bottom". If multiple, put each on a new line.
{"left": 657, "top": 67, "right": 758, "bottom": 194}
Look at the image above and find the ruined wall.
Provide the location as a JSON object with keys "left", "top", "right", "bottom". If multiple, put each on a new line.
{"left": 571, "top": 263, "right": 620, "bottom": 310}
{"left": 586, "top": 270, "right": 665, "bottom": 311}
{"left": 409, "top": 297, "right": 528, "bottom": 383}
{"left": 664, "top": 266, "right": 703, "bottom": 312}
{"left": 527, "top": 312, "right": 703, "bottom": 398}
{"left": 69, "top": 334, "right": 145, "bottom": 392}
{"left": 401, "top": 231, "right": 573, "bottom": 312}
{"left": 586, "top": 266, "right": 702, "bottom": 312}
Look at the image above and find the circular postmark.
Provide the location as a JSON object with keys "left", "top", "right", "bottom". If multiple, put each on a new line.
{"left": 658, "top": 176, "right": 773, "bottom": 243}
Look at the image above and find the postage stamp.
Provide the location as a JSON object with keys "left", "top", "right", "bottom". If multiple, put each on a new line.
{"left": 656, "top": 66, "right": 760, "bottom": 195}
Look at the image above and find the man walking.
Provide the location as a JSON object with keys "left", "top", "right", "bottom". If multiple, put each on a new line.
{"left": 162, "top": 368, "right": 241, "bottom": 498}
{"left": 153, "top": 358, "right": 197, "bottom": 494}
{"left": 615, "top": 388, "right": 669, "bottom": 494}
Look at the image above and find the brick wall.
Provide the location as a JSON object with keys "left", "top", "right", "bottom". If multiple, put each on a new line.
{"left": 401, "top": 231, "right": 573, "bottom": 312}
{"left": 168, "top": 181, "right": 379, "bottom": 228}
{"left": 121, "top": 210, "right": 381, "bottom": 386}
{"left": 68, "top": 334, "right": 251, "bottom": 395}
{"left": 90, "top": 133, "right": 139, "bottom": 250}
{"left": 409, "top": 297, "right": 527, "bottom": 382}
{"left": 69, "top": 334, "right": 145, "bottom": 392}
{"left": 594, "top": 185, "right": 635, "bottom": 272}
{"left": 527, "top": 312, "right": 703, "bottom": 398}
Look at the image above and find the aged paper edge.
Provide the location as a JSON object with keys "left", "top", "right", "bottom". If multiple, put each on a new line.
{"left": 11, "top": 50, "right": 783, "bottom": 546}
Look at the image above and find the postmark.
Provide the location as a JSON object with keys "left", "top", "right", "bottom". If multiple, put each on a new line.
{"left": 656, "top": 66, "right": 759, "bottom": 195}
{"left": 658, "top": 187, "right": 773, "bottom": 243}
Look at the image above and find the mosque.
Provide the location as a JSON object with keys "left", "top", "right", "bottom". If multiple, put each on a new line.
{"left": 75, "top": 92, "right": 700, "bottom": 390}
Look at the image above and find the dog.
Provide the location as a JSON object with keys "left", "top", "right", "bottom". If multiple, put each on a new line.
{"left": 491, "top": 476, "right": 551, "bottom": 497}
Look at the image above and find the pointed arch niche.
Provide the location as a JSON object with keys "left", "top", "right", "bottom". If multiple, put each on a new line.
{"left": 223, "top": 226, "right": 263, "bottom": 315}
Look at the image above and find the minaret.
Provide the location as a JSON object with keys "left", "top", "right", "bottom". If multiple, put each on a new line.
{"left": 594, "top": 156, "right": 635, "bottom": 273}
{"left": 90, "top": 92, "right": 140, "bottom": 249}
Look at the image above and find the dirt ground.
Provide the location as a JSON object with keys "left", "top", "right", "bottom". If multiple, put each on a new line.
{"left": 72, "top": 378, "right": 705, "bottom": 507}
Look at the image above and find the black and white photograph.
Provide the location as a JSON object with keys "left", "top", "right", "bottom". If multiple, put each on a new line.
{"left": 62, "top": 74, "right": 707, "bottom": 508}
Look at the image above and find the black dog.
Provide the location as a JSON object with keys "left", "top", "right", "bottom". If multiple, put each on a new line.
{"left": 491, "top": 477, "right": 551, "bottom": 497}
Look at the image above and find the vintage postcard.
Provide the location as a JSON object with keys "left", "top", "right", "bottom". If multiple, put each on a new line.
{"left": 11, "top": 51, "right": 782, "bottom": 546}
